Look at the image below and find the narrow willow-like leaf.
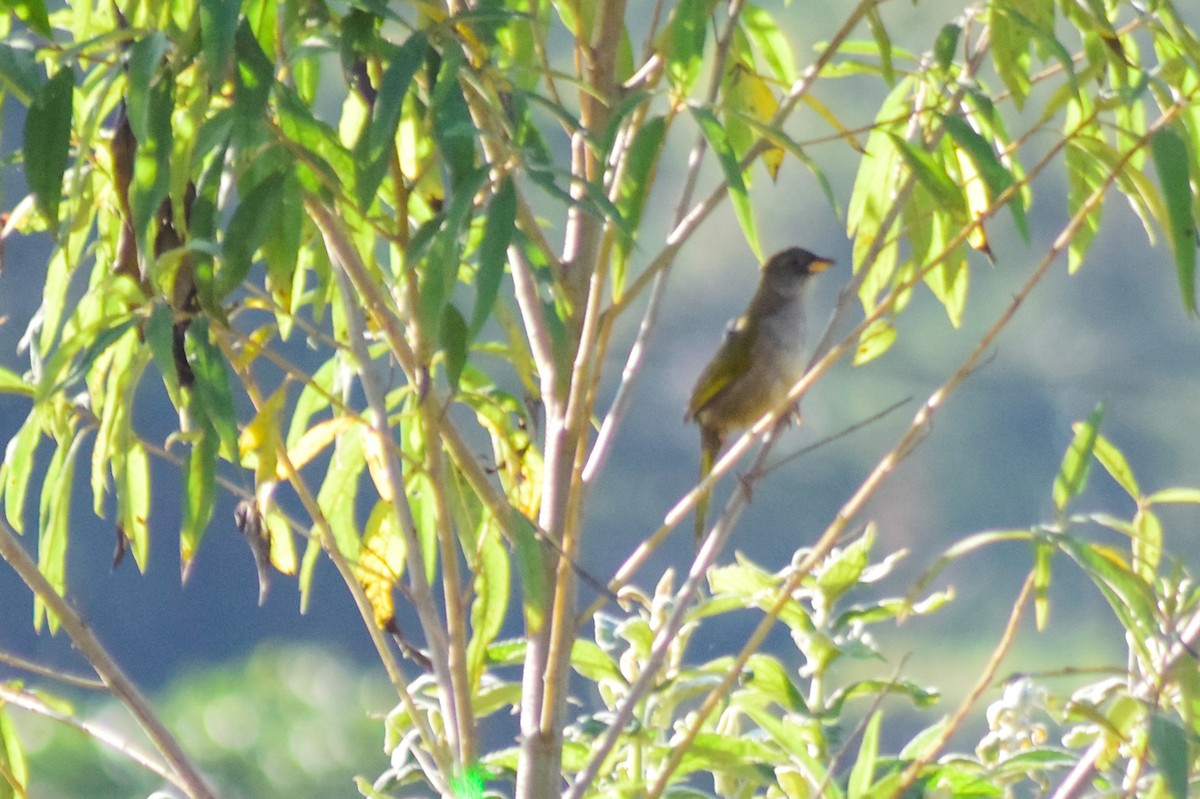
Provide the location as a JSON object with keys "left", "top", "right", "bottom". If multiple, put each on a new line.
{"left": 200, "top": 0, "right": 240, "bottom": 88}
{"left": 182, "top": 429, "right": 216, "bottom": 572}
{"left": 419, "top": 166, "right": 488, "bottom": 348}
{"left": 1053, "top": 404, "right": 1104, "bottom": 512}
{"left": 472, "top": 177, "right": 516, "bottom": 337}
{"left": 23, "top": 66, "right": 73, "bottom": 227}
{"left": 35, "top": 429, "right": 81, "bottom": 633}
{"left": 1150, "top": 126, "right": 1197, "bottom": 314}
{"left": 1132, "top": 507, "right": 1163, "bottom": 581}
{"left": 186, "top": 319, "right": 239, "bottom": 458}
{"left": 314, "top": 420, "right": 364, "bottom": 561}
{"left": 121, "top": 441, "right": 151, "bottom": 572}
{"left": 467, "top": 519, "right": 510, "bottom": 688}
{"left": 440, "top": 304, "right": 469, "bottom": 393}
{"left": 0, "top": 707, "right": 28, "bottom": 795}
{"left": 1055, "top": 537, "right": 1158, "bottom": 660}
{"left": 432, "top": 48, "right": 476, "bottom": 188}
{"left": 0, "top": 43, "right": 39, "bottom": 104}
{"left": 1150, "top": 714, "right": 1189, "bottom": 799}
{"left": 691, "top": 106, "right": 761, "bottom": 260}
{"left": 844, "top": 710, "right": 885, "bottom": 788}
{"left": 665, "top": 0, "right": 713, "bottom": 95}
{"left": 1091, "top": 433, "right": 1140, "bottom": 499}
{"left": 847, "top": 77, "right": 911, "bottom": 271}
{"left": 354, "top": 33, "right": 426, "bottom": 209}
{"left": 1064, "top": 141, "right": 1106, "bottom": 273}
{"left": 942, "top": 113, "right": 1029, "bottom": 242}
{"left": 220, "top": 169, "right": 287, "bottom": 299}
{"left": 1034, "top": 537, "right": 1052, "bottom": 629}
{"left": 865, "top": 7, "right": 894, "bottom": 85}
{"left": 612, "top": 115, "right": 667, "bottom": 298}
{"left": 741, "top": 4, "right": 798, "bottom": 85}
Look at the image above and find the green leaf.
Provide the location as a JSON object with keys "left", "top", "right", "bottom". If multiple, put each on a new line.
{"left": 440, "top": 304, "right": 469, "bottom": 393}
{"left": 990, "top": 0, "right": 1058, "bottom": 109}
{"left": 219, "top": 169, "right": 288, "bottom": 298}
{"left": 233, "top": 21, "right": 275, "bottom": 140}
{"left": 0, "top": 42, "right": 40, "bottom": 103}
{"left": 0, "top": 366, "right": 31, "bottom": 397}
{"left": 1053, "top": 404, "right": 1104, "bottom": 512}
{"left": 467, "top": 520, "right": 510, "bottom": 688}
{"left": 848, "top": 711, "right": 882, "bottom": 799}
{"left": 186, "top": 319, "right": 239, "bottom": 458}
{"left": 7, "top": 0, "right": 51, "bottom": 39}
{"left": 691, "top": 106, "right": 761, "bottom": 260}
{"left": 741, "top": 4, "right": 798, "bottom": 85}
{"left": 1150, "top": 127, "right": 1197, "bottom": 314}
{"left": 1146, "top": 487, "right": 1200, "bottom": 505}
{"left": 1132, "top": 507, "right": 1162, "bottom": 580}
{"left": 934, "top": 24, "right": 962, "bottom": 72}
{"left": 36, "top": 427, "right": 81, "bottom": 633}
{"left": 354, "top": 33, "right": 426, "bottom": 209}
{"left": 512, "top": 515, "right": 549, "bottom": 633}
{"left": 200, "top": 0, "right": 241, "bottom": 88}
{"left": 471, "top": 177, "right": 516, "bottom": 337}
{"left": 865, "top": 7, "right": 894, "bottom": 85}
{"left": 1091, "top": 433, "right": 1139, "bottom": 499}
{"left": 887, "top": 133, "right": 964, "bottom": 214}
{"left": 1150, "top": 714, "right": 1189, "bottom": 799}
{"left": 120, "top": 441, "right": 152, "bottom": 572}
{"left": 3, "top": 411, "right": 42, "bottom": 533}
{"left": 22, "top": 65, "right": 73, "bottom": 228}
{"left": 612, "top": 116, "right": 666, "bottom": 297}
{"left": 1034, "top": 537, "right": 1052, "bottom": 629}
{"left": 432, "top": 48, "right": 476, "bottom": 188}
{"left": 665, "top": 0, "right": 714, "bottom": 94}
{"left": 1064, "top": 138, "right": 1106, "bottom": 273}
{"left": 0, "top": 706, "right": 29, "bottom": 795}
{"left": 315, "top": 421, "right": 364, "bottom": 561}
{"left": 182, "top": 429, "right": 217, "bottom": 572}
{"left": 941, "top": 113, "right": 1029, "bottom": 242}
{"left": 1056, "top": 536, "right": 1158, "bottom": 657}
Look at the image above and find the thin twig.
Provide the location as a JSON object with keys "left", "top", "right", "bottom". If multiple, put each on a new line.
{"left": 0, "top": 648, "right": 105, "bottom": 691}
{"left": 0, "top": 519, "right": 216, "bottom": 799}
{"left": 890, "top": 573, "right": 1035, "bottom": 797}
{"left": 0, "top": 682, "right": 180, "bottom": 789}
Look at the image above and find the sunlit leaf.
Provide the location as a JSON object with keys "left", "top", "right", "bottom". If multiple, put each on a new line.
{"left": 692, "top": 106, "right": 761, "bottom": 260}
{"left": 741, "top": 4, "right": 798, "bottom": 85}
{"left": 1091, "top": 433, "right": 1139, "bottom": 499}
{"left": 1053, "top": 404, "right": 1104, "bottom": 512}
{"left": 664, "top": 0, "right": 714, "bottom": 95}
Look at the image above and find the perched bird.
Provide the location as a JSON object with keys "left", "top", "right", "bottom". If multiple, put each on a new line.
{"left": 686, "top": 247, "right": 834, "bottom": 540}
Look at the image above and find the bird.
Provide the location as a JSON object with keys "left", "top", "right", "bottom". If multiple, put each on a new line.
{"left": 686, "top": 246, "right": 834, "bottom": 540}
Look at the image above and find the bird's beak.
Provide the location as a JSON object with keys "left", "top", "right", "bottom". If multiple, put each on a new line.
{"left": 809, "top": 257, "right": 835, "bottom": 273}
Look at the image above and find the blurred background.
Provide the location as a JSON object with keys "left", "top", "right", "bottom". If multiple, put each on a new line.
{"left": 2, "top": 1, "right": 1199, "bottom": 796}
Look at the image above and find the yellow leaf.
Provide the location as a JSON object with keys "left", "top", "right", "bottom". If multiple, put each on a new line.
{"left": 240, "top": 386, "right": 287, "bottom": 484}
{"left": 264, "top": 504, "right": 297, "bottom": 575}
{"left": 357, "top": 500, "right": 407, "bottom": 630}
{"left": 953, "top": 140, "right": 995, "bottom": 260}
{"left": 283, "top": 416, "right": 355, "bottom": 479}
{"left": 734, "top": 65, "right": 784, "bottom": 180}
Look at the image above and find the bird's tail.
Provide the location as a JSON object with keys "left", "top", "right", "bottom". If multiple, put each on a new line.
{"left": 695, "top": 428, "right": 722, "bottom": 542}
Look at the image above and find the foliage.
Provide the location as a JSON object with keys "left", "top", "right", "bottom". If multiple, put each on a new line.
{"left": 0, "top": 0, "right": 1199, "bottom": 798}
